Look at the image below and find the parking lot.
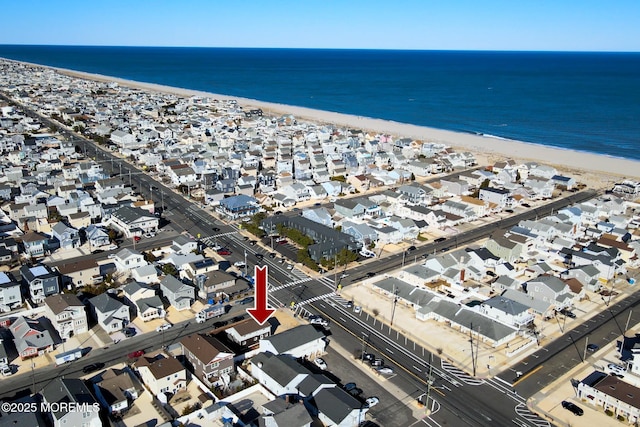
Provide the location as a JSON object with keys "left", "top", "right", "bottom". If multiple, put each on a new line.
{"left": 322, "top": 344, "right": 420, "bottom": 427}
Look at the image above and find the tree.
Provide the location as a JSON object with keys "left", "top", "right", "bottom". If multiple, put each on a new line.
{"left": 162, "top": 263, "right": 178, "bottom": 277}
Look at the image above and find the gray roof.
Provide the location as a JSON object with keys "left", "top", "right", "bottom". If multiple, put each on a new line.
{"left": 110, "top": 205, "right": 154, "bottom": 224}
{"left": 262, "top": 325, "right": 325, "bottom": 354}
{"left": 297, "top": 373, "right": 334, "bottom": 396}
{"left": 42, "top": 378, "right": 97, "bottom": 420}
{"left": 252, "top": 352, "right": 310, "bottom": 388}
{"left": 372, "top": 277, "right": 437, "bottom": 307}
{"left": 502, "top": 289, "right": 554, "bottom": 315}
{"left": 160, "top": 275, "right": 190, "bottom": 293}
{"left": 482, "top": 295, "right": 529, "bottom": 315}
{"left": 137, "top": 295, "right": 164, "bottom": 311}
{"left": 417, "top": 297, "right": 518, "bottom": 343}
{"left": 314, "top": 387, "right": 361, "bottom": 424}
{"left": 90, "top": 292, "right": 125, "bottom": 314}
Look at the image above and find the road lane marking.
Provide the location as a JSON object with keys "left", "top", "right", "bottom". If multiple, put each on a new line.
{"left": 512, "top": 365, "right": 544, "bottom": 387}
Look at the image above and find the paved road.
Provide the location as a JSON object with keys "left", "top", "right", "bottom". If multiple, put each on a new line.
{"left": 0, "top": 96, "right": 598, "bottom": 426}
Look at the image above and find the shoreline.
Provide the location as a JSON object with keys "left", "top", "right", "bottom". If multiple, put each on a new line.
{"left": 5, "top": 57, "right": 640, "bottom": 180}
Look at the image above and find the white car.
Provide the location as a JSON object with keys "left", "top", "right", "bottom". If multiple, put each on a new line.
{"left": 156, "top": 323, "right": 172, "bottom": 332}
{"left": 365, "top": 397, "right": 379, "bottom": 407}
{"left": 104, "top": 244, "right": 118, "bottom": 250}
{"left": 234, "top": 261, "right": 247, "bottom": 268}
{"left": 286, "top": 264, "right": 294, "bottom": 270}
{"left": 314, "top": 358, "right": 328, "bottom": 370}
{"left": 309, "top": 316, "right": 329, "bottom": 327}
{"left": 376, "top": 366, "right": 395, "bottom": 375}
{"left": 211, "top": 243, "right": 222, "bottom": 250}
{"left": 354, "top": 306, "right": 362, "bottom": 314}
{"left": 607, "top": 363, "right": 626, "bottom": 377}
{"left": 107, "top": 254, "right": 117, "bottom": 259}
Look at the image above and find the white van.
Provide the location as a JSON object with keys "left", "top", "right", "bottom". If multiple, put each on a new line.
{"left": 1, "top": 364, "right": 12, "bottom": 376}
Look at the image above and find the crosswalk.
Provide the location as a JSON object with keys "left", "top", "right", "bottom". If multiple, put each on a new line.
{"left": 201, "top": 232, "right": 237, "bottom": 246}
{"left": 270, "top": 277, "right": 313, "bottom": 291}
{"left": 515, "top": 403, "right": 550, "bottom": 427}
{"left": 295, "top": 292, "right": 336, "bottom": 307}
{"left": 440, "top": 360, "right": 485, "bottom": 386}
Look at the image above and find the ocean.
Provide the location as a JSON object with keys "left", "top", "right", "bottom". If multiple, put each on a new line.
{"left": 0, "top": 45, "right": 639, "bottom": 161}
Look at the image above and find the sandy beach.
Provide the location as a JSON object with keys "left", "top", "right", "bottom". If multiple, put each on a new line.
{"left": 32, "top": 62, "right": 640, "bottom": 182}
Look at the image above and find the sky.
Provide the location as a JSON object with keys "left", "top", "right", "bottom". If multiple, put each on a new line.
{"left": 2, "top": 1, "right": 639, "bottom": 51}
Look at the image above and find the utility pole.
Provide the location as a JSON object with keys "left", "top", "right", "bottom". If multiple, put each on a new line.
{"left": 469, "top": 323, "right": 476, "bottom": 377}
{"left": 390, "top": 286, "right": 399, "bottom": 326}
{"left": 425, "top": 352, "right": 434, "bottom": 415}
{"left": 583, "top": 336, "right": 589, "bottom": 363}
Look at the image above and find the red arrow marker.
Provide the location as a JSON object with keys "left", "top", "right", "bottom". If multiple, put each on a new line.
{"left": 247, "top": 265, "right": 275, "bottom": 325}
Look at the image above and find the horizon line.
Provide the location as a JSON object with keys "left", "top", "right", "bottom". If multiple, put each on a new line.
{"left": 0, "top": 44, "right": 639, "bottom": 54}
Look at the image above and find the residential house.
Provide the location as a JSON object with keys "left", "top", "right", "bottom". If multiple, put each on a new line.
{"left": 225, "top": 318, "right": 271, "bottom": 348}
{"left": 478, "top": 295, "right": 534, "bottom": 329}
{"left": 301, "top": 207, "right": 333, "bottom": 228}
{"left": 130, "top": 264, "right": 160, "bottom": 284}
{"left": 113, "top": 248, "right": 147, "bottom": 273}
{"left": 524, "top": 275, "right": 573, "bottom": 312}
{"left": 41, "top": 378, "right": 101, "bottom": 427}
{"left": 85, "top": 224, "right": 110, "bottom": 248}
{"left": 259, "top": 400, "right": 313, "bottom": 427}
{"left": 160, "top": 275, "right": 195, "bottom": 311}
{"left": 105, "top": 205, "right": 158, "bottom": 238}
{"left": 21, "top": 231, "right": 49, "bottom": 258}
{"left": 180, "top": 333, "right": 235, "bottom": 386}
{"left": 89, "top": 292, "right": 131, "bottom": 333}
{"left": 56, "top": 258, "right": 101, "bottom": 288}
{"left": 9, "top": 316, "right": 54, "bottom": 359}
{"left": 250, "top": 352, "right": 325, "bottom": 397}
{"left": 171, "top": 235, "right": 198, "bottom": 255}
{"left": 20, "top": 264, "right": 60, "bottom": 304}
{"left": 315, "top": 387, "right": 368, "bottom": 427}
{"left": 122, "top": 281, "right": 165, "bottom": 321}
{"left": 0, "top": 271, "right": 22, "bottom": 312}
{"left": 50, "top": 222, "right": 80, "bottom": 250}
{"left": 217, "top": 194, "right": 260, "bottom": 219}
{"left": 577, "top": 371, "right": 640, "bottom": 423}
{"left": 258, "top": 325, "right": 326, "bottom": 359}
{"left": 44, "top": 294, "right": 88, "bottom": 339}
{"left": 93, "top": 368, "right": 141, "bottom": 415}
{"left": 135, "top": 352, "right": 187, "bottom": 396}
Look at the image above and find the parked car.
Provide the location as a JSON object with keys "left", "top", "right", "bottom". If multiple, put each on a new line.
{"left": 276, "top": 237, "right": 287, "bottom": 244}
{"left": 348, "top": 387, "right": 363, "bottom": 397}
{"left": 82, "top": 362, "right": 105, "bottom": 374}
{"left": 238, "top": 297, "right": 255, "bottom": 305}
{"left": 346, "top": 300, "right": 354, "bottom": 308}
{"left": 128, "top": 350, "right": 145, "bottom": 359}
{"left": 249, "top": 240, "right": 257, "bottom": 245}
{"left": 123, "top": 328, "right": 136, "bottom": 337}
{"left": 255, "top": 253, "right": 264, "bottom": 259}
{"left": 354, "top": 306, "right": 362, "bottom": 314}
{"left": 370, "top": 358, "right": 384, "bottom": 367}
{"left": 344, "top": 382, "right": 357, "bottom": 392}
{"left": 561, "top": 309, "right": 577, "bottom": 319}
{"left": 366, "top": 272, "right": 376, "bottom": 278}
{"left": 234, "top": 261, "right": 247, "bottom": 268}
{"left": 286, "top": 264, "right": 294, "bottom": 270}
{"left": 212, "top": 227, "right": 220, "bottom": 232}
{"left": 362, "top": 353, "right": 375, "bottom": 362}
{"left": 561, "top": 401, "right": 584, "bottom": 416}
{"left": 406, "top": 245, "right": 417, "bottom": 252}
{"left": 231, "top": 315, "right": 246, "bottom": 323}
{"left": 213, "top": 321, "right": 228, "bottom": 329}
{"left": 365, "top": 397, "right": 380, "bottom": 408}
{"left": 314, "top": 358, "right": 328, "bottom": 370}
{"left": 133, "top": 236, "right": 141, "bottom": 242}
{"left": 217, "top": 249, "right": 232, "bottom": 255}
{"left": 156, "top": 323, "right": 172, "bottom": 332}
{"left": 606, "top": 363, "right": 626, "bottom": 377}
{"left": 586, "top": 343, "right": 600, "bottom": 352}
{"left": 268, "top": 252, "right": 277, "bottom": 258}
{"left": 434, "top": 237, "right": 447, "bottom": 243}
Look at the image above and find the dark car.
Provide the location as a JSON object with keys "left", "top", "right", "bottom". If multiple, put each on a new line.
{"left": 268, "top": 252, "right": 277, "bottom": 258}
{"left": 561, "top": 309, "right": 577, "bottom": 319}
{"left": 213, "top": 321, "right": 228, "bottom": 329}
{"left": 249, "top": 240, "right": 257, "bottom": 245}
{"left": 91, "top": 249, "right": 104, "bottom": 254}
{"left": 348, "top": 387, "right": 364, "bottom": 397}
{"left": 232, "top": 315, "right": 246, "bottom": 323}
{"left": 344, "top": 382, "right": 358, "bottom": 392}
{"left": 361, "top": 353, "right": 375, "bottom": 362}
{"left": 434, "top": 237, "right": 447, "bottom": 243}
{"left": 128, "top": 350, "right": 145, "bottom": 359}
{"left": 255, "top": 253, "right": 264, "bottom": 259}
{"left": 561, "top": 401, "right": 584, "bottom": 416}
{"left": 407, "top": 245, "right": 417, "bottom": 252}
{"left": 123, "top": 328, "right": 136, "bottom": 337}
{"left": 586, "top": 343, "right": 600, "bottom": 352}
{"left": 366, "top": 272, "right": 376, "bottom": 278}
{"left": 212, "top": 227, "right": 220, "bottom": 232}
{"left": 238, "top": 297, "right": 255, "bottom": 305}
{"left": 522, "top": 203, "right": 531, "bottom": 208}
{"left": 82, "top": 362, "right": 105, "bottom": 374}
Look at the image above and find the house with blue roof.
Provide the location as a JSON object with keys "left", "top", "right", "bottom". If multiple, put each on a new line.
{"left": 217, "top": 194, "right": 259, "bottom": 219}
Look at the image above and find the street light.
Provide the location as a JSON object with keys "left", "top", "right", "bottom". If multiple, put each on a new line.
{"left": 361, "top": 332, "right": 369, "bottom": 361}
